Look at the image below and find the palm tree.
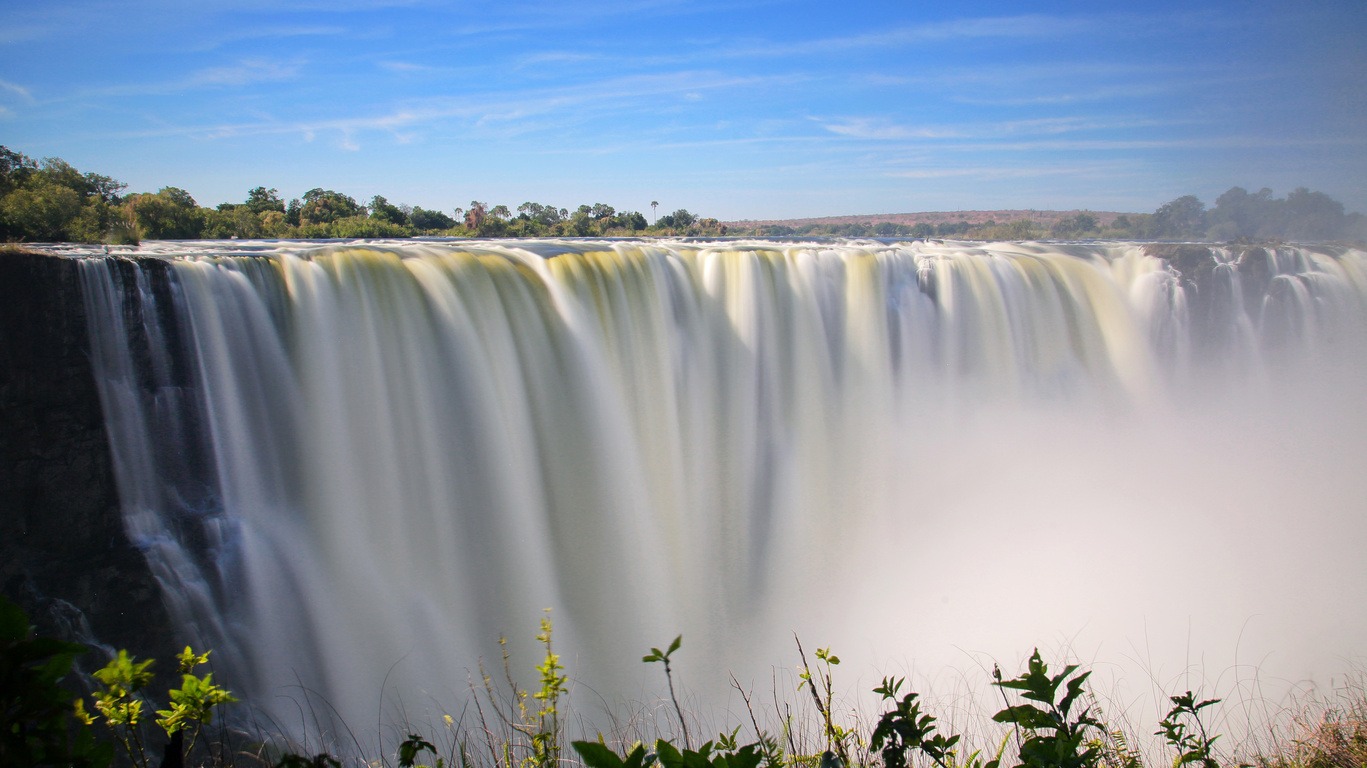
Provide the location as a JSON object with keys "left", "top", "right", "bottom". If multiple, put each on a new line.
{"left": 651, "top": 200, "right": 659, "bottom": 224}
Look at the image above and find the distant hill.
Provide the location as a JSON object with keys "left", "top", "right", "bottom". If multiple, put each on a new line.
{"left": 723, "top": 209, "right": 1137, "bottom": 229}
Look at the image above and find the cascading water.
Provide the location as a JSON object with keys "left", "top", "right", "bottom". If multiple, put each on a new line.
{"left": 76, "top": 239, "right": 1367, "bottom": 749}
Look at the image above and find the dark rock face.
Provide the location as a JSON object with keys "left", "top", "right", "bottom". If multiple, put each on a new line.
{"left": 1143, "top": 243, "right": 1218, "bottom": 287}
{"left": 0, "top": 249, "right": 175, "bottom": 666}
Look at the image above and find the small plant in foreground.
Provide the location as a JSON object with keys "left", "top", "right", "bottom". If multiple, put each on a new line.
{"left": 272, "top": 753, "right": 343, "bottom": 768}
{"left": 400, "top": 733, "right": 442, "bottom": 768}
{"left": 77, "top": 645, "right": 235, "bottom": 768}
{"left": 474, "top": 610, "right": 568, "bottom": 768}
{"left": 728, "top": 674, "right": 785, "bottom": 768}
{"left": 1156, "top": 691, "right": 1221, "bottom": 768}
{"left": 644, "top": 635, "right": 690, "bottom": 749}
{"left": 992, "top": 649, "right": 1102, "bottom": 768}
{"left": 571, "top": 737, "right": 765, "bottom": 768}
{"left": 524, "top": 610, "right": 568, "bottom": 768}
{"left": 656, "top": 737, "right": 765, "bottom": 768}
{"left": 871, "top": 675, "right": 1001, "bottom": 768}
{"left": 571, "top": 740, "right": 655, "bottom": 768}
{"left": 797, "top": 638, "right": 855, "bottom": 766}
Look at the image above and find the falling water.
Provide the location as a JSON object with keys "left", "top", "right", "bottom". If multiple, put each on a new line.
{"left": 77, "top": 240, "right": 1367, "bottom": 748}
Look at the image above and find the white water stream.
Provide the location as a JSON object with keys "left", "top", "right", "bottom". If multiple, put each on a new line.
{"left": 77, "top": 239, "right": 1367, "bottom": 751}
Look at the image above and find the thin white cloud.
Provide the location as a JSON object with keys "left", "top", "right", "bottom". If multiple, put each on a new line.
{"left": 513, "top": 51, "right": 605, "bottom": 69}
{"left": 949, "top": 84, "right": 1172, "bottom": 107}
{"left": 187, "top": 59, "right": 303, "bottom": 87}
{"left": 826, "top": 14, "right": 1098, "bottom": 50}
{"left": 193, "top": 0, "right": 427, "bottom": 11}
{"left": 885, "top": 164, "right": 1126, "bottom": 181}
{"left": 449, "top": 0, "right": 703, "bottom": 37}
{"left": 378, "top": 61, "right": 440, "bottom": 73}
{"left": 0, "top": 78, "right": 33, "bottom": 100}
{"left": 193, "top": 25, "right": 348, "bottom": 51}
{"left": 85, "top": 57, "right": 305, "bottom": 97}
{"left": 696, "top": 14, "right": 1100, "bottom": 61}
{"left": 816, "top": 115, "right": 1168, "bottom": 142}
{"left": 112, "top": 69, "right": 781, "bottom": 149}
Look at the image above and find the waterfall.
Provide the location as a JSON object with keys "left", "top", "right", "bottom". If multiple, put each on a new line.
{"left": 77, "top": 240, "right": 1367, "bottom": 746}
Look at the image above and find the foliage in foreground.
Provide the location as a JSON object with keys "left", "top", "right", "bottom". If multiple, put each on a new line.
{"left": 1, "top": 595, "right": 235, "bottom": 768}
{"left": 3, "top": 594, "right": 1364, "bottom": 768}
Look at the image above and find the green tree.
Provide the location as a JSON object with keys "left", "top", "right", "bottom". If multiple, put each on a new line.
{"left": 1151, "top": 195, "right": 1207, "bottom": 239}
{"left": 1050, "top": 212, "right": 1098, "bottom": 238}
{"left": 299, "top": 188, "right": 361, "bottom": 225}
{"left": 1206, "top": 186, "right": 1271, "bottom": 240}
{"left": 657, "top": 208, "right": 696, "bottom": 230}
{"left": 258, "top": 210, "right": 288, "bottom": 237}
{"left": 516, "top": 201, "right": 565, "bottom": 234}
{"left": 0, "top": 177, "right": 83, "bottom": 241}
{"left": 409, "top": 206, "right": 455, "bottom": 230}
{"left": 1282, "top": 186, "right": 1346, "bottom": 240}
{"left": 244, "top": 186, "right": 286, "bottom": 215}
{"left": 568, "top": 208, "right": 596, "bottom": 236}
{"left": 0, "top": 146, "right": 38, "bottom": 197}
{"left": 619, "top": 210, "right": 648, "bottom": 231}
{"left": 369, "top": 195, "right": 409, "bottom": 226}
{"left": 128, "top": 187, "right": 203, "bottom": 239}
{"left": 202, "top": 205, "right": 264, "bottom": 239}
{"left": 0, "top": 152, "right": 129, "bottom": 242}
{"left": 33, "top": 158, "right": 90, "bottom": 196}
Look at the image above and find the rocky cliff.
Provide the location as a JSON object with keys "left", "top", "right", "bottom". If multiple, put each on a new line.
{"left": 0, "top": 248, "right": 175, "bottom": 667}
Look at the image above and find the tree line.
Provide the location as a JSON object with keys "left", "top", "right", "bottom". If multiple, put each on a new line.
{"left": 2, "top": 145, "right": 1361, "bottom": 243}
{"left": 0, "top": 146, "right": 724, "bottom": 243}
{"left": 733, "top": 189, "right": 1366, "bottom": 241}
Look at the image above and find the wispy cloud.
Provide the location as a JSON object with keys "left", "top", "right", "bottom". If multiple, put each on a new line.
{"left": 513, "top": 51, "right": 605, "bottom": 70}
{"left": 186, "top": 59, "right": 304, "bottom": 88}
{"left": 113, "top": 69, "right": 782, "bottom": 149}
{"left": 691, "top": 14, "right": 1100, "bottom": 61}
{"left": 193, "top": 25, "right": 348, "bottom": 51}
{"left": 378, "top": 60, "right": 440, "bottom": 73}
{"left": 87, "top": 57, "right": 305, "bottom": 97}
{"left": 815, "top": 115, "right": 1167, "bottom": 142}
{"left": 0, "top": 78, "right": 33, "bottom": 101}
{"left": 819, "top": 14, "right": 1098, "bottom": 50}
{"left": 194, "top": 0, "right": 427, "bottom": 11}
{"left": 884, "top": 162, "right": 1132, "bottom": 181}
{"left": 449, "top": 0, "right": 696, "bottom": 37}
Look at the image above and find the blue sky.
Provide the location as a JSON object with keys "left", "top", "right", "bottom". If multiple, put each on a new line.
{"left": 2, "top": 0, "right": 1364, "bottom": 220}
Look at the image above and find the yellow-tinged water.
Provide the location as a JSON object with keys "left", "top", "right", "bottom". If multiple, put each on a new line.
{"left": 77, "top": 239, "right": 1367, "bottom": 751}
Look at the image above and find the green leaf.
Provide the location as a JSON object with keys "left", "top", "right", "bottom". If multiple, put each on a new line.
{"left": 399, "top": 733, "right": 436, "bottom": 768}
{"left": 572, "top": 741, "right": 625, "bottom": 768}
{"left": 0, "top": 596, "right": 30, "bottom": 641}
{"left": 655, "top": 739, "right": 684, "bottom": 768}
{"left": 728, "top": 745, "right": 763, "bottom": 768}
{"left": 992, "top": 703, "right": 1056, "bottom": 730}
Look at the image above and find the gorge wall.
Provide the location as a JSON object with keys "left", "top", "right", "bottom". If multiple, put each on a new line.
{"left": 0, "top": 249, "right": 175, "bottom": 666}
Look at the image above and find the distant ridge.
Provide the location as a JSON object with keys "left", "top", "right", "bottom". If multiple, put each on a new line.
{"left": 724, "top": 209, "right": 1137, "bottom": 228}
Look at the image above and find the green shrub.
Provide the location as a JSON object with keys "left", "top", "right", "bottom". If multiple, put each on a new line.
{"left": 0, "top": 596, "right": 111, "bottom": 768}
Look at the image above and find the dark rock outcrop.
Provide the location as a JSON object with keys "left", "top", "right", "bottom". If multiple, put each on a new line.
{"left": 0, "top": 248, "right": 175, "bottom": 666}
